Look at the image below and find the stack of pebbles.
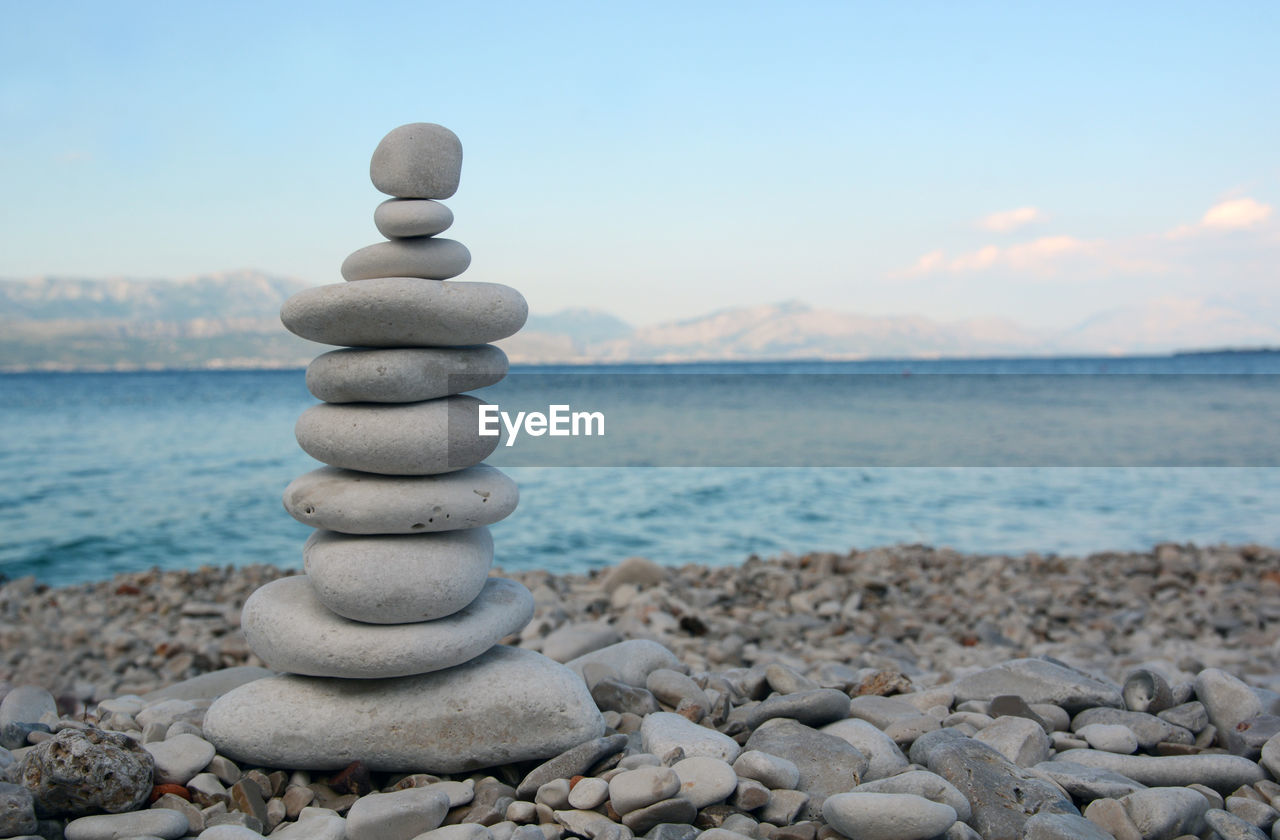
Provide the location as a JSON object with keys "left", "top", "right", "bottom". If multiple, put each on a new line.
{"left": 205, "top": 123, "right": 603, "bottom": 772}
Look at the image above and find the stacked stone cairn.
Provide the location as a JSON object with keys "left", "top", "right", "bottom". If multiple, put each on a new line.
{"left": 204, "top": 123, "right": 603, "bottom": 772}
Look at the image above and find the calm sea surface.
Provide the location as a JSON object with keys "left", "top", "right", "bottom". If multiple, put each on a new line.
{"left": 2, "top": 355, "right": 1278, "bottom": 586}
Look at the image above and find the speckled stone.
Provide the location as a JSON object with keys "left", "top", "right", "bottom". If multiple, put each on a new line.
{"left": 374, "top": 199, "right": 454, "bottom": 238}
{"left": 370, "top": 123, "right": 463, "bottom": 199}
{"left": 342, "top": 238, "right": 471, "bottom": 282}
{"left": 305, "top": 345, "right": 508, "bottom": 405}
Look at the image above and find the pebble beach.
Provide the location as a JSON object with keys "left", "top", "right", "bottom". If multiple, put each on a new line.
{"left": 3, "top": 542, "right": 1280, "bottom": 840}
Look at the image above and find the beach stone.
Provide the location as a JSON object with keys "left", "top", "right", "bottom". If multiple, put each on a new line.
{"left": 281, "top": 278, "right": 527, "bottom": 348}
{"left": 16, "top": 728, "right": 154, "bottom": 816}
{"left": 295, "top": 396, "right": 497, "bottom": 476}
{"left": 645, "top": 825, "right": 698, "bottom": 840}
{"left": 566, "top": 778, "right": 609, "bottom": 810}
{"left": 599, "top": 557, "right": 665, "bottom": 594}
{"left": 0, "top": 687, "right": 56, "bottom": 728}
{"left": 731, "top": 777, "right": 769, "bottom": 810}
{"left": 745, "top": 689, "right": 849, "bottom": 729}
{"left": 1228, "top": 715, "right": 1280, "bottom": 757}
{"left": 144, "top": 733, "right": 216, "bottom": 785}
{"left": 822, "top": 792, "right": 956, "bottom": 840}
{"left": 370, "top": 123, "right": 463, "bottom": 199}
{"left": 646, "top": 670, "right": 711, "bottom": 712}
{"left": 1122, "top": 668, "right": 1176, "bottom": 714}
{"left": 1119, "top": 786, "right": 1209, "bottom": 838}
{"left": 731, "top": 751, "right": 800, "bottom": 790}
{"left": 1226, "top": 795, "right": 1277, "bottom": 828}
{"left": 142, "top": 667, "right": 273, "bottom": 703}
{"left": 306, "top": 345, "right": 507, "bottom": 404}
{"left": 515, "top": 734, "right": 629, "bottom": 800}
{"left": 923, "top": 735, "right": 1078, "bottom": 838}
{"left": 534, "top": 779, "right": 570, "bottom": 810}
{"left": 1207, "top": 808, "right": 1271, "bottom": 839}
{"left": 671, "top": 756, "right": 736, "bottom": 808}
{"left": 1072, "top": 707, "right": 1194, "bottom": 749}
{"left": 1032, "top": 760, "right": 1147, "bottom": 800}
{"left": 285, "top": 464, "right": 518, "bottom": 536}
{"left": 759, "top": 789, "right": 810, "bottom": 825}
{"left": 1196, "top": 668, "right": 1264, "bottom": 735}
{"left": 1158, "top": 701, "right": 1209, "bottom": 733}
{"left": 1082, "top": 798, "right": 1142, "bottom": 840}
{"left": 1022, "top": 811, "right": 1116, "bottom": 840}
{"left": 591, "top": 679, "right": 660, "bottom": 717}
{"left": 199, "top": 827, "right": 267, "bottom": 839}
{"left": 568, "top": 641, "right": 683, "bottom": 688}
{"left": 342, "top": 238, "right": 471, "bottom": 281}
{"left": 846, "top": 695, "right": 939, "bottom": 745}
{"left": 851, "top": 770, "right": 971, "bottom": 823}
{"left": 642, "top": 713, "right": 740, "bottom": 763}
{"left": 1261, "top": 733, "right": 1280, "bottom": 778}
{"left": 973, "top": 714, "right": 1052, "bottom": 766}
{"left": 1054, "top": 748, "right": 1266, "bottom": 793}
{"left": 375, "top": 198, "right": 455, "bottom": 238}
{"left": 205, "top": 646, "right": 602, "bottom": 772}
{"left": 304, "top": 527, "right": 493, "bottom": 624}
{"left": 345, "top": 788, "right": 450, "bottom": 840}
{"left": 609, "top": 766, "right": 681, "bottom": 815}
{"left": 950, "top": 658, "right": 1123, "bottom": 712}
{"left": 743, "top": 718, "right": 868, "bottom": 820}
{"left": 0, "top": 781, "right": 36, "bottom": 837}
{"left": 986, "top": 694, "right": 1050, "bottom": 731}
{"left": 239, "top": 575, "right": 532, "bottom": 679}
{"left": 622, "top": 798, "right": 697, "bottom": 833}
{"left": 64, "top": 809, "right": 188, "bottom": 839}
{"left": 1076, "top": 723, "right": 1139, "bottom": 754}
{"left": 419, "top": 826, "right": 494, "bottom": 840}
{"left": 540, "top": 623, "right": 623, "bottom": 664}
{"left": 819, "top": 719, "right": 909, "bottom": 781}
{"left": 269, "top": 812, "right": 347, "bottom": 840}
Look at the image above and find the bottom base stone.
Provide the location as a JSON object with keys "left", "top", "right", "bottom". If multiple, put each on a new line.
{"left": 202, "top": 645, "right": 604, "bottom": 772}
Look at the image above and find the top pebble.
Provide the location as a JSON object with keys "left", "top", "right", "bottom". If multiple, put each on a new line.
{"left": 370, "top": 122, "right": 463, "bottom": 199}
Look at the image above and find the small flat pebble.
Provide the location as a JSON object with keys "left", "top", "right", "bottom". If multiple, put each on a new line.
{"left": 731, "top": 777, "right": 770, "bottom": 810}
{"left": 671, "top": 756, "right": 737, "bottom": 808}
{"left": 973, "top": 714, "right": 1052, "bottom": 766}
{"left": 64, "top": 809, "right": 188, "bottom": 840}
{"left": 1195, "top": 668, "right": 1264, "bottom": 735}
{"left": 515, "top": 733, "right": 629, "bottom": 800}
{"left": 567, "top": 640, "right": 683, "bottom": 688}
{"left": 1032, "top": 759, "right": 1147, "bottom": 800}
{"left": 1119, "top": 786, "right": 1209, "bottom": 838}
{"left": 374, "top": 198, "right": 454, "bottom": 238}
{"left": 345, "top": 788, "right": 450, "bottom": 840}
{"left": 0, "top": 686, "right": 57, "bottom": 728}
{"left": 646, "top": 670, "right": 712, "bottom": 712}
{"left": 566, "top": 777, "right": 609, "bottom": 810}
{"left": 822, "top": 791, "right": 957, "bottom": 840}
{"left": 641, "top": 712, "right": 740, "bottom": 763}
{"left": 744, "top": 718, "right": 868, "bottom": 820}
{"left": 1227, "top": 795, "right": 1278, "bottom": 828}
{"left": 609, "top": 766, "right": 681, "bottom": 815}
{"left": 819, "top": 719, "right": 909, "bottom": 781}
{"left": 1054, "top": 748, "right": 1266, "bottom": 793}
{"left": 306, "top": 344, "right": 507, "bottom": 404}
{"left": 851, "top": 770, "right": 972, "bottom": 823}
{"left": 144, "top": 733, "right": 216, "bottom": 785}
{"left": 746, "top": 689, "right": 849, "bottom": 729}
{"left": 1073, "top": 707, "right": 1194, "bottom": 748}
{"left": 1207, "top": 808, "right": 1271, "bottom": 839}
{"left": 621, "top": 797, "right": 697, "bottom": 833}
{"left": 1159, "top": 701, "right": 1209, "bottom": 733}
{"left": 950, "top": 658, "right": 1124, "bottom": 712}
{"left": 1022, "top": 811, "right": 1117, "bottom": 840}
{"left": 1077, "top": 722, "right": 1140, "bottom": 754}
{"left": 732, "top": 750, "right": 800, "bottom": 790}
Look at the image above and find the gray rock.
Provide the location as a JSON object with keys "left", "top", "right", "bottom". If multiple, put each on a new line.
{"left": 284, "top": 464, "right": 518, "bottom": 536}
{"left": 1157, "top": 701, "right": 1208, "bottom": 733}
{"left": 851, "top": 770, "right": 971, "bottom": 823}
{"left": 342, "top": 238, "right": 470, "bottom": 281}
{"left": 1262, "top": 733, "right": 1280, "bottom": 779}
{"left": 923, "top": 735, "right": 1078, "bottom": 838}
{"left": 591, "top": 680, "right": 661, "bottom": 717}
{"left": 973, "top": 715, "right": 1052, "bottom": 766}
{"left": 846, "top": 695, "right": 939, "bottom": 745}
{"left": 204, "top": 646, "right": 603, "bottom": 772}
{"left": 645, "top": 670, "right": 711, "bottom": 712}
{"left": 906, "top": 727, "right": 970, "bottom": 765}
{"left": 745, "top": 689, "right": 849, "bottom": 729}
{"left": 1196, "top": 668, "right": 1264, "bottom": 736}
{"left": 1207, "top": 808, "right": 1271, "bottom": 840}
{"left": 758, "top": 789, "right": 809, "bottom": 825}
{"left": 644, "top": 824, "right": 698, "bottom": 840}
{"left": 565, "top": 778, "right": 609, "bottom": 810}
{"left": 144, "top": 733, "right": 215, "bottom": 785}
{"left": 294, "top": 396, "right": 497, "bottom": 476}
{"left": 141, "top": 667, "right": 274, "bottom": 703}
{"left": 822, "top": 792, "right": 956, "bottom": 840}
{"left": 240, "top": 575, "right": 532, "bottom": 679}
{"left": 1054, "top": 748, "right": 1265, "bottom": 793}
{"left": 1082, "top": 798, "right": 1142, "bottom": 840}
{"left": 567, "top": 641, "right": 683, "bottom": 688}
{"left": 731, "top": 777, "right": 769, "bottom": 811}
{"left": 0, "top": 687, "right": 57, "bottom": 728}
{"left": 1022, "top": 812, "right": 1116, "bottom": 840}
{"left": 622, "top": 797, "right": 697, "bottom": 834}
{"left": 731, "top": 751, "right": 800, "bottom": 791}
{"left": 670, "top": 756, "right": 736, "bottom": 808}
{"left": 281, "top": 278, "right": 527, "bottom": 348}
{"left": 1119, "top": 786, "right": 1209, "bottom": 838}
{"left": 1229, "top": 715, "right": 1280, "bottom": 758}
{"left": 1076, "top": 723, "right": 1139, "bottom": 754}
{"left": 416, "top": 826, "right": 494, "bottom": 840}
{"left": 1072, "top": 707, "right": 1194, "bottom": 749}
{"left": 374, "top": 198, "right": 454, "bottom": 238}
{"left": 1122, "top": 668, "right": 1176, "bottom": 714}
{"left": 0, "top": 781, "right": 36, "bottom": 837}
{"left": 1226, "top": 795, "right": 1277, "bottom": 829}
{"left": 1031, "top": 760, "right": 1147, "bottom": 800}
{"left": 64, "top": 808, "right": 188, "bottom": 840}
{"left": 345, "top": 788, "right": 450, "bottom": 840}
{"left": 269, "top": 811, "right": 347, "bottom": 839}
{"left": 743, "top": 718, "right": 868, "bottom": 820}
{"left": 306, "top": 345, "right": 507, "bottom": 405}
{"left": 950, "top": 658, "right": 1123, "bottom": 712}
{"left": 16, "top": 728, "right": 154, "bottom": 816}
{"left": 541, "top": 624, "right": 624, "bottom": 664}
{"left": 609, "top": 766, "right": 680, "bottom": 815}
{"left": 534, "top": 779, "right": 570, "bottom": 810}
{"left": 515, "top": 734, "right": 629, "bottom": 799}
{"left": 641, "top": 713, "right": 740, "bottom": 763}
{"left": 599, "top": 557, "right": 665, "bottom": 594}
{"left": 370, "top": 123, "right": 463, "bottom": 199}
{"left": 199, "top": 826, "right": 268, "bottom": 839}
{"left": 304, "top": 527, "right": 493, "bottom": 624}
{"left": 819, "top": 719, "right": 909, "bottom": 781}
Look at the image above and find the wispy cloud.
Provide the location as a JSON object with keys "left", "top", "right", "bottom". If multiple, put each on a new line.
{"left": 978, "top": 206, "right": 1044, "bottom": 233}
{"left": 1168, "top": 197, "right": 1274, "bottom": 239}
{"left": 904, "top": 236, "right": 1092, "bottom": 276}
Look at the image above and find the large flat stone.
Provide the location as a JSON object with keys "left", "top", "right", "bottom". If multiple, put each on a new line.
{"left": 284, "top": 465, "right": 518, "bottom": 535}
{"left": 295, "top": 396, "right": 497, "bottom": 476}
{"left": 950, "top": 658, "right": 1123, "bottom": 712}
{"left": 240, "top": 575, "right": 533, "bottom": 679}
{"left": 304, "top": 527, "right": 493, "bottom": 624}
{"left": 743, "top": 718, "right": 868, "bottom": 820}
{"left": 342, "top": 238, "right": 471, "bottom": 281}
{"left": 1053, "top": 748, "right": 1266, "bottom": 793}
{"left": 306, "top": 345, "right": 508, "bottom": 404}
{"left": 281, "top": 278, "right": 527, "bottom": 348}
{"left": 204, "top": 646, "right": 604, "bottom": 772}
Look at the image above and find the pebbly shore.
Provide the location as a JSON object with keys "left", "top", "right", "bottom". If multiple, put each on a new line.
{"left": 1, "top": 542, "right": 1280, "bottom": 840}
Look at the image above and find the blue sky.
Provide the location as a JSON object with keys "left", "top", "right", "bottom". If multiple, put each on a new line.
{"left": 2, "top": 1, "right": 1277, "bottom": 329}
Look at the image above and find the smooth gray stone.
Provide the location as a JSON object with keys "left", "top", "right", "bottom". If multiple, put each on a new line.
{"left": 646, "top": 669, "right": 711, "bottom": 712}
{"left": 64, "top": 809, "right": 188, "bottom": 840}
{"left": 343, "top": 238, "right": 470, "bottom": 282}
{"left": 1119, "top": 786, "right": 1208, "bottom": 838}
{"left": 852, "top": 770, "right": 971, "bottom": 822}
{"left": 1054, "top": 748, "right": 1266, "bottom": 793}
{"left": 821, "top": 792, "right": 956, "bottom": 840}
{"left": 1072, "top": 707, "right": 1194, "bottom": 749}
{"left": 284, "top": 464, "right": 517, "bottom": 536}
{"left": 1229, "top": 715, "right": 1280, "bottom": 758}
{"left": 609, "top": 766, "right": 680, "bottom": 815}
{"left": 1207, "top": 808, "right": 1271, "bottom": 839}
{"left": 307, "top": 345, "right": 507, "bottom": 405}
{"left": 846, "top": 695, "right": 939, "bottom": 744}
{"left": 143, "top": 733, "right": 215, "bottom": 786}
{"left": 204, "top": 646, "right": 603, "bottom": 772}
{"left": 1032, "top": 760, "right": 1147, "bottom": 800}
{"left": 345, "top": 787, "right": 449, "bottom": 840}
{"left": 295, "top": 396, "right": 497, "bottom": 476}
{"left": 1022, "top": 812, "right": 1116, "bottom": 840}
{"left": 743, "top": 718, "right": 869, "bottom": 820}
{"left": 514, "top": 734, "right": 629, "bottom": 799}
{"left": 644, "top": 824, "right": 699, "bottom": 840}
{"left": 1075, "top": 723, "right": 1138, "bottom": 754}
{"left": 1158, "top": 701, "right": 1209, "bottom": 733}
{"left": 0, "top": 781, "right": 36, "bottom": 837}
{"left": 973, "top": 715, "right": 1052, "bottom": 766}
{"left": 745, "top": 689, "right": 850, "bottom": 729}
{"left": 907, "top": 727, "right": 971, "bottom": 766}
{"left": 1226, "top": 795, "right": 1277, "bottom": 828}
{"left": 641, "top": 712, "right": 740, "bottom": 763}
{"left": 541, "top": 623, "right": 624, "bottom": 664}
{"left": 566, "top": 640, "right": 682, "bottom": 687}
{"left": 142, "top": 667, "right": 274, "bottom": 703}
{"left": 0, "top": 687, "right": 56, "bottom": 728}
{"left": 370, "top": 123, "right": 463, "bottom": 199}
{"left": 375, "top": 198, "right": 454, "bottom": 238}
{"left": 240, "top": 576, "right": 533, "bottom": 679}
{"left": 923, "top": 736, "right": 1078, "bottom": 839}
{"left": 304, "top": 527, "right": 493, "bottom": 624}
{"left": 820, "top": 719, "right": 910, "bottom": 782}
{"left": 670, "top": 756, "right": 736, "bottom": 809}
{"left": 621, "top": 797, "right": 697, "bottom": 834}
{"left": 1261, "top": 732, "right": 1280, "bottom": 778}
{"left": 731, "top": 750, "right": 800, "bottom": 790}
{"left": 950, "top": 658, "right": 1123, "bottom": 712}
{"left": 281, "top": 278, "right": 527, "bottom": 348}
{"left": 590, "top": 679, "right": 660, "bottom": 717}
{"left": 1196, "top": 668, "right": 1264, "bottom": 736}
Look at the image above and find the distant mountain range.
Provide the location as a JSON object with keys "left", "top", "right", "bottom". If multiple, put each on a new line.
{"left": 2, "top": 272, "right": 1278, "bottom": 371}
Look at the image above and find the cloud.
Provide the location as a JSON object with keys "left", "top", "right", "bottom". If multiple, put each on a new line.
{"left": 1201, "top": 197, "right": 1272, "bottom": 230}
{"left": 978, "top": 206, "right": 1043, "bottom": 233}
{"left": 903, "top": 236, "right": 1092, "bottom": 277}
